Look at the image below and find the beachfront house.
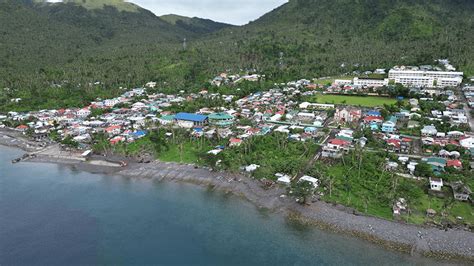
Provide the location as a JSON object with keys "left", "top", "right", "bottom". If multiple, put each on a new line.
{"left": 451, "top": 181, "right": 472, "bottom": 201}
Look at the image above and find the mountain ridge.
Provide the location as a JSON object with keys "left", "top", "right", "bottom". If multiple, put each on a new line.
{"left": 1, "top": 0, "right": 474, "bottom": 112}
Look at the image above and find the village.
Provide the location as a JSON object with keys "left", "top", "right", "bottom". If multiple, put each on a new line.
{"left": 1, "top": 63, "right": 474, "bottom": 229}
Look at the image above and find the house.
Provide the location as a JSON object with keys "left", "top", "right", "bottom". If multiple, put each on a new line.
{"left": 407, "top": 120, "right": 420, "bottom": 129}
{"left": 104, "top": 98, "right": 120, "bottom": 107}
{"left": 363, "top": 116, "right": 384, "bottom": 124}
{"left": 16, "top": 125, "right": 29, "bottom": 132}
{"left": 423, "top": 157, "right": 447, "bottom": 174}
{"left": 208, "top": 113, "right": 235, "bottom": 127}
{"left": 174, "top": 113, "right": 208, "bottom": 128}
{"left": 400, "top": 138, "right": 413, "bottom": 153}
{"left": 451, "top": 181, "right": 472, "bottom": 201}
{"left": 77, "top": 108, "right": 91, "bottom": 118}
{"left": 382, "top": 116, "right": 397, "bottom": 133}
{"left": 158, "top": 115, "right": 175, "bottom": 125}
{"left": 229, "top": 138, "right": 243, "bottom": 147}
{"left": 447, "top": 159, "right": 462, "bottom": 169}
{"left": 366, "top": 110, "right": 382, "bottom": 117}
{"left": 386, "top": 139, "right": 401, "bottom": 152}
{"left": 429, "top": 177, "right": 443, "bottom": 191}
{"left": 334, "top": 107, "right": 362, "bottom": 124}
{"left": 110, "top": 136, "right": 125, "bottom": 145}
{"left": 105, "top": 125, "right": 122, "bottom": 136}
{"left": 460, "top": 137, "right": 474, "bottom": 149}
{"left": 421, "top": 125, "right": 438, "bottom": 136}
{"left": 322, "top": 139, "right": 350, "bottom": 158}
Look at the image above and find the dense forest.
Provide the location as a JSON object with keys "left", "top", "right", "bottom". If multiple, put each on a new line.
{"left": 1, "top": 0, "right": 473, "bottom": 112}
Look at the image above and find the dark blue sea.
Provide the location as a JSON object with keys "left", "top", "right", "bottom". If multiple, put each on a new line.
{"left": 0, "top": 146, "right": 440, "bottom": 265}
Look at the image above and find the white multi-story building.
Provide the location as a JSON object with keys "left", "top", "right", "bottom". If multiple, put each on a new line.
{"left": 353, "top": 77, "right": 389, "bottom": 87}
{"left": 389, "top": 67, "right": 463, "bottom": 88}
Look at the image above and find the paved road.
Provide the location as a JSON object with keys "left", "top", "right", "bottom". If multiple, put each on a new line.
{"left": 458, "top": 87, "right": 474, "bottom": 131}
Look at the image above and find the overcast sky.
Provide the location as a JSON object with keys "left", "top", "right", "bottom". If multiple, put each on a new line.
{"left": 128, "top": 0, "right": 288, "bottom": 25}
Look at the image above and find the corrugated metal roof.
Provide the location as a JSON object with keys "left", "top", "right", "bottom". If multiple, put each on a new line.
{"left": 175, "top": 113, "right": 208, "bottom": 122}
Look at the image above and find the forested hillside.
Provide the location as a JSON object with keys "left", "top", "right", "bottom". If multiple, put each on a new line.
{"left": 161, "top": 14, "right": 232, "bottom": 35}
{"left": 198, "top": 0, "right": 474, "bottom": 80}
{"left": 1, "top": 0, "right": 473, "bottom": 112}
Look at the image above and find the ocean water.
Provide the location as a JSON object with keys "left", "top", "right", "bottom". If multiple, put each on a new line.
{"left": 0, "top": 146, "right": 440, "bottom": 265}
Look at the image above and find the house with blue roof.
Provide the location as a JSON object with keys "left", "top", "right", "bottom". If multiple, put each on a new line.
{"left": 367, "top": 110, "right": 381, "bottom": 117}
{"left": 370, "top": 122, "right": 379, "bottom": 131}
{"left": 382, "top": 116, "right": 397, "bottom": 133}
{"left": 132, "top": 130, "right": 147, "bottom": 139}
{"left": 304, "top": 127, "right": 318, "bottom": 135}
{"left": 174, "top": 113, "right": 208, "bottom": 128}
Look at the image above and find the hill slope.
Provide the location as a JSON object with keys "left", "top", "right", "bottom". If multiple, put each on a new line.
{"left": 161, "top": 14, "right": 233, "bottom": 34}
{"left": 199, "top": 0, "right": 474, "bottom": 78}
{"left": 1, "top": 0, "right": 474, "bottom": 112}
{"left": 0, "top": 0, "right": 232, "bottom": 78}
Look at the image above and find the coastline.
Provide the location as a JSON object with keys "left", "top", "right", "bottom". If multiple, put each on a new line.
{"left": 1, "top": 134, "right": 473, "bottom": 262}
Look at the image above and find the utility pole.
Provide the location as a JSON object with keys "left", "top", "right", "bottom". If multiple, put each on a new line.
{"left": 279, "top": 51, "right": 284, "bottom": 69}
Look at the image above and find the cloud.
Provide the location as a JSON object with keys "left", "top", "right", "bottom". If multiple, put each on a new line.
{"left": 127, "top": 0, "right": 288, "bottom": 25}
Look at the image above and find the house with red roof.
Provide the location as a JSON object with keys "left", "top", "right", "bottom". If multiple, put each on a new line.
{"left": 110, "top": 136, "right": 125, "bottom": 145}
{"left": 105, "top": 125, "right": 122, "bottom": 136}
{"left": 322, "top": 138, "right": 350, "bottom": 158}
{"left": 16, "top": 125, "right": 29, "bottom": 131}
{"left": 447, "top": 160, "right": 462, "bottom": 169}
{"left": 229, "top": 138, "right": 243, "bottom": 147}
{"left": 363, "top": 116, "right": 384, "bottom": 124}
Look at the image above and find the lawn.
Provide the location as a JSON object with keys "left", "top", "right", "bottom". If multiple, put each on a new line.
{"left": 159, "top": 142, "right": 204, "bottom": 164}
{"left": 314, "top": 94, "right": 398, "bottom": 107}
{"left": 402, "top": 193, "right": 474, "bottom": 225}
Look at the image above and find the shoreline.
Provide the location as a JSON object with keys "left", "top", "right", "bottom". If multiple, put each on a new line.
{"left": 1, "top": 135, "right": 473, "bottom": 262}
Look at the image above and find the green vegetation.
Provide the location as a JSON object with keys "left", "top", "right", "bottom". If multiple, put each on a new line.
{"left": 160, "top": 14, "right": 232, "bottom": 34}
{"left": 37, "top": 0, "right": 140, "bottom": 12}
{"left": 306, "top": 151, "right": 474, "bottom": 225}
{"left": 1, "top": 0, "right": 474, "bottom": 112}
{"left": 203, "top": 133, "right": 318, "bottom": 179}
{"left": 311, "top": 95, "right": 398, "bottom": 107}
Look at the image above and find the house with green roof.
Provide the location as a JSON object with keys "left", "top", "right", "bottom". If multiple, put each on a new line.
{"left": 423, "top": 157, "right": 447, "bottom": 175}
{"left": 208, "top": 113, "right": 235, "bottom": 127}
{"left": 158, "top": 115, "right": 175, "bottom": 125}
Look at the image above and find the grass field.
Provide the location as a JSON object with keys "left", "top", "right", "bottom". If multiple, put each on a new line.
{"left": 314, "top": 94, "right": 398, "bottom": 107}
{"left": 159, "top": 141, "right": 211, "bottom": 164}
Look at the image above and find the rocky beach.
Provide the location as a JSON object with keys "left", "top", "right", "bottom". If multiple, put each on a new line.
{"left": 1, "top": 129, "right": 473, "bottom": 262}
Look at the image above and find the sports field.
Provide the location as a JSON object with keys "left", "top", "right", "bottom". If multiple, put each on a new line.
{"left": 314, "top": 94, "right": 398, "bottom": 107}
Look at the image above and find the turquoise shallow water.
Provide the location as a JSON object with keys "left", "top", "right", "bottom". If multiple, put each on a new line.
{"left": 0, "top": 146, "right": 440, "bottom": 265}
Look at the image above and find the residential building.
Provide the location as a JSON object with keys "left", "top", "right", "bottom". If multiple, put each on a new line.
{"left": 382, "top": 116, "right": 398, "bottom": 133}
{"left": 421, "top": 125, "right": 438, "bottom": 136}
{"left": 429, "top": 177, "right": 443, "bottom": 191}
